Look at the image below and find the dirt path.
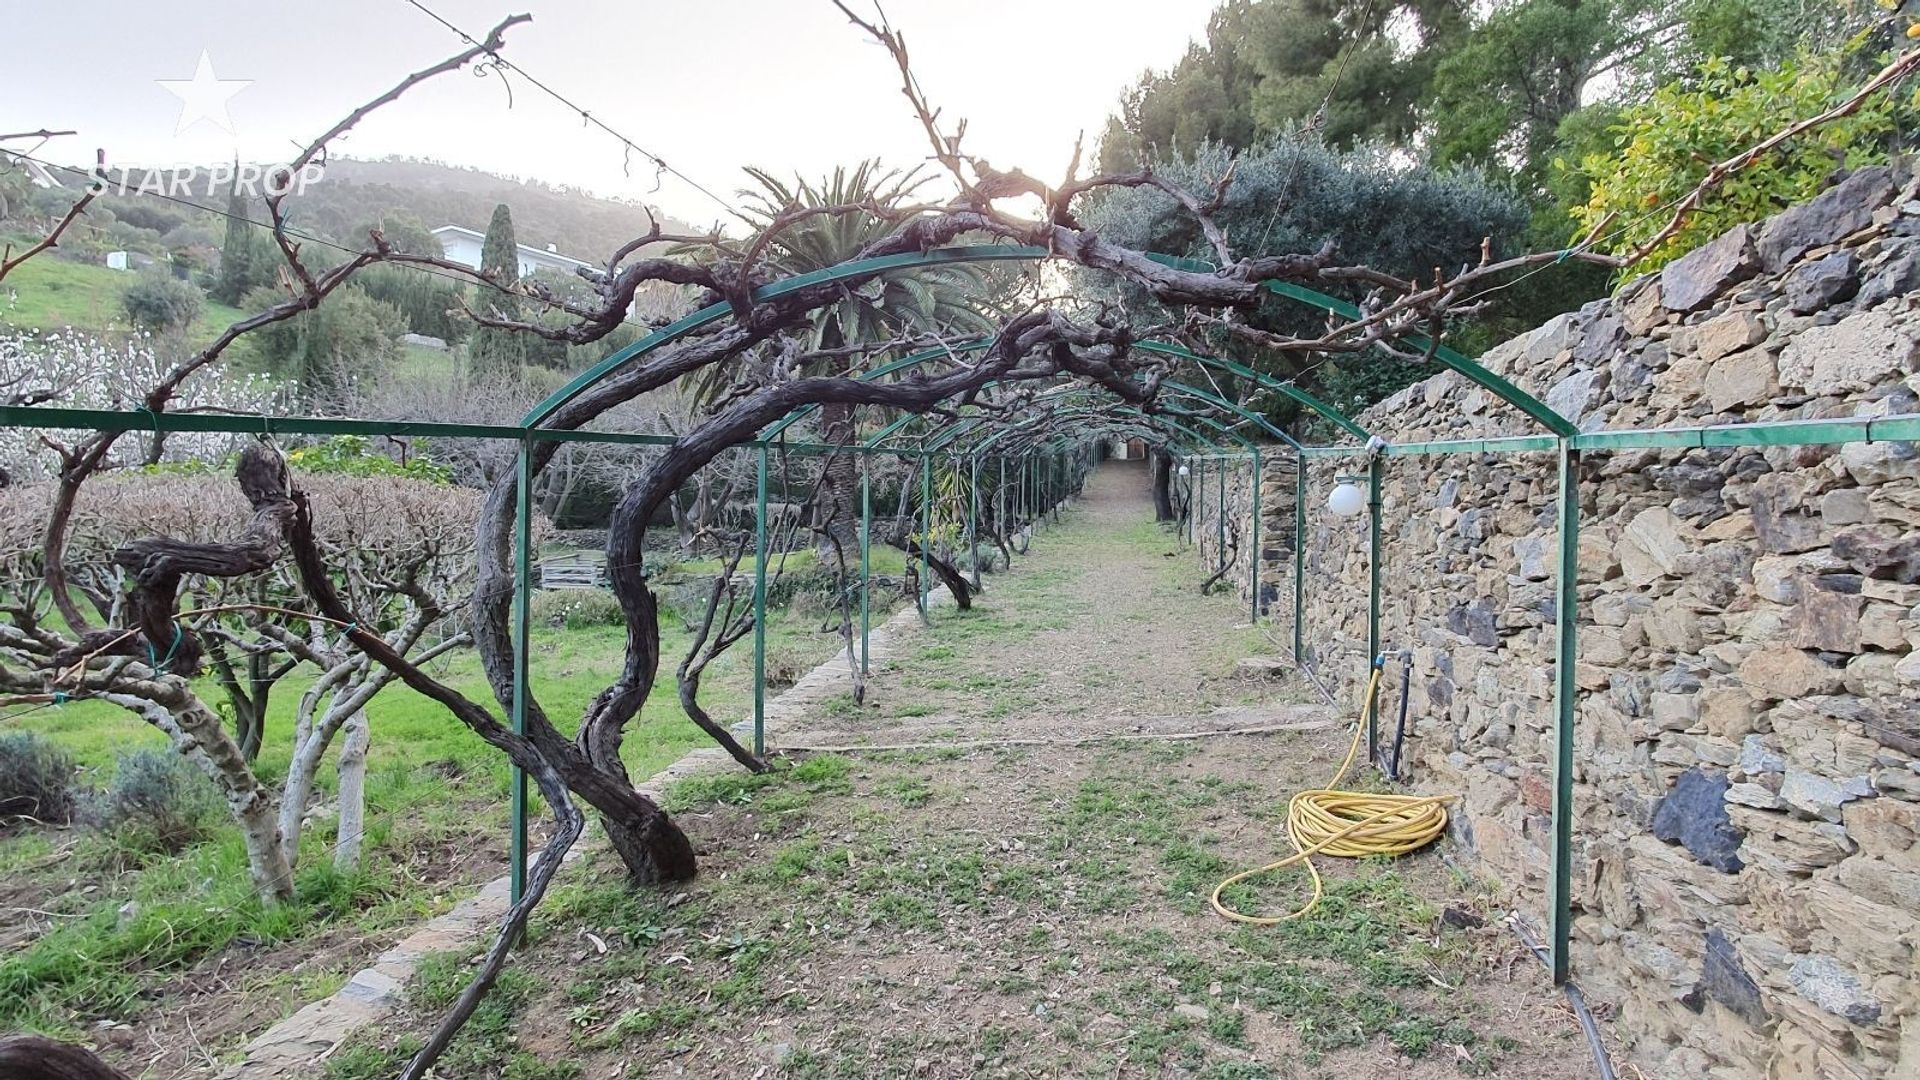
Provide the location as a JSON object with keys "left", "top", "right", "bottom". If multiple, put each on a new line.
{"left": 780, "top": 460, "right": 1313, "bottom": 749}
{"left": 337, "top": 461, "right": 1604, "bottom": 1080}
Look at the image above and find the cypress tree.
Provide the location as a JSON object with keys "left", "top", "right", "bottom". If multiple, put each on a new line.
{"left": 214, "top": 180, "right": 254, "bottom": 305}
{"left": 467, "top": 203, "right": 525, "bottom": 380}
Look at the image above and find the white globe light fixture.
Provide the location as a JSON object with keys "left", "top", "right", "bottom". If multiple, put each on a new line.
{"left": 1327, "top": 482, "right": 1367, "bottom": 518}
{"left": 1177, "top": 463, "right": 1191, "bottom": 478}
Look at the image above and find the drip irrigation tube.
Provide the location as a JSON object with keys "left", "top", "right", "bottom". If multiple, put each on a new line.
{"left": 1510, "top": 917, "right": 1619, "bottom": 1080}
{"left": 1209, "top": 657, "right": 1455, "bottom": 925}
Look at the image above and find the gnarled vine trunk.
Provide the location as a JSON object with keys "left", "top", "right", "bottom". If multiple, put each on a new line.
{"left": 813, "top": 400, "right": 860, "bottom": 560}
{"left": 1151, "top": 450, "right": 1175, "bottom": 521}
{"left": 0, "top": 1036, "right": 131, "bottom": 1080}
{"left": 333, "top": 707, "right": 369, "bottom": 870}
{"left": 101, "top": 689, "right": 293, "bottom": 904}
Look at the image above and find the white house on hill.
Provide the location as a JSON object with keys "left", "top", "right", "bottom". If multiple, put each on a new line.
{"left": 431, "top": 225, "right": 597, "bottom": 280}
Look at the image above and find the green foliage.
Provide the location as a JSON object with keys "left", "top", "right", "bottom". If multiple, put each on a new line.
{"left": 118, "top": 271, "right": 203, "bottom": 332}
{"left": 698, "top": 161, "right": 997, "bottom": 400}
{"left": 0, "top": 255, "right": 249, "bottom": 338}
{"left": 87, "top": 749, "right": 223, "bottom": 853}
{"left": 353, "top": 264, "right": 470, "bottom": 344}
{"left": 1099, "top": 0, "right": 1464, "bottom": 171}
{"left": 242, "top": 285, "right": 404, "bottom": 404}
{"left": 0, "top": 733, "right": 78, "bottom": 827}
{"left": 1428, "top": 0, "right": 1642, "bottom": 185}
{"left": 214, "top": 186, "right": 258, "bottom": 305}
{"left": 284, "top": 435, "right": 453, "bottom": 483}
{"left": 479, "top": 202, "right": 519, "bottom": 284}
{"left": 1573, "top": 45, "right": 1914, "bottom": 272}
{"left": 467, "top": 202, "right": 526, "bottom": 381}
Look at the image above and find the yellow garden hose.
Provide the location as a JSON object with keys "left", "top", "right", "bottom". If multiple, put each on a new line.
{"left": 1209, "top": 662, "right": 1455, "bottom": 925}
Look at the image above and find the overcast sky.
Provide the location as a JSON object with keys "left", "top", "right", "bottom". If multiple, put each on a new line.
{"left": 5, "top": 0, "right": 1219, "bottom": 227}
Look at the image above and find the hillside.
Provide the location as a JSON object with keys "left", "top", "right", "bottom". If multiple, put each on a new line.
{"left": 0, "top": 156, "right": 708, "bottom": 344}
{"left": 283, "top": 157, "right": 707, "bottom": 263}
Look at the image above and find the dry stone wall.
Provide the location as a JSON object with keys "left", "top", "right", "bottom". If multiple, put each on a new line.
{"left": 1247, "top": 166, "right": 1920, "bottom": 1079}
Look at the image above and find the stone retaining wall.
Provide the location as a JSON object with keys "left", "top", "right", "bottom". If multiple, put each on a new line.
{"left": 1250, "top": 166, "right": 1920, "bottom": 1078}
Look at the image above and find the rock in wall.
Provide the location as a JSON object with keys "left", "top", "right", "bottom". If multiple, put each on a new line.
{"left": 1250, "top": 165, "right": 1920, "bottom": 1079}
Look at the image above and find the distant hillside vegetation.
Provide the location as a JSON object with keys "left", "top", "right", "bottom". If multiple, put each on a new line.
{"left": 285, "top": 157, "right": 705, "bottom": 262}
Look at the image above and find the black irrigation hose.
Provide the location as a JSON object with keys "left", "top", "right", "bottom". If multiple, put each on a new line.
{"left": 1385, "top": 649, "right": 1412, "bottom": 781}
{"left": 1510, "top": 917, "right": 1619, "bottom": 1080}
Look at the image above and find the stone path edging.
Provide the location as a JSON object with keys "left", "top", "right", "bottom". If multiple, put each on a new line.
{"left": 222, "top": 588, "right": 952, "bottom": 1077}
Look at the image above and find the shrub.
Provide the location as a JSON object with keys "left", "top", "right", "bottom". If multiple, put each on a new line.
{"left": 0, "top": 732, "right": 78, "bottom": 827}
{"left": 1572, "top": 44, "right": 1916, "bottom": 274}
{"left": 120, "top": 271, "right": 204, "bottom": 332}
{"left": 89, "top": 749, "right": 224, "bottom": 852}
{"left": 530, "top": 588, "right": 625, "bottom": 630}
{"left": 770, "top": 565, "right": 845, "bottom": 618}
{"left": 761, "top": 640, "right": 817, "bottom": 690}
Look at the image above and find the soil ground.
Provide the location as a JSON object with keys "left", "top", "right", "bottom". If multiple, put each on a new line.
{"left": 332, "top": 461, "right": 1605, "bottom": 1080}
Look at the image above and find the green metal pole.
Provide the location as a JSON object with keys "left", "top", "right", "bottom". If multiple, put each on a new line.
{"left": 967, "top": 453, "right": 982, "bottom": 589}
{"left": 1293, "top": 451, "right": 1306, "bottom": 663}
{"left": 918, "top": 453, "right": 931, "bottom": 623}
{"left": 509, "top": 439, "right": 532, "bottom": 906}
{"left": 1366, "top": 455, "right": 1384, "bottom": 761}
{"left": 860, "top": 463, "right": 871, "bottom": 676}
{"left": 1551, "top": 442, "right": 1581, "bottom": 985}
{"left": 1250, "top": 447, "right": 1262, "bottom": 623}
{"left": 752, "top": 443, "right": 769, "bottom": 757}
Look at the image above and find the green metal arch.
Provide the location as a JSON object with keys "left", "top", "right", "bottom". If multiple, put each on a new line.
{"left": 527, "top": 244, "right": 1569, "bottom": 440}
{"left": 759, "top": 336, "right": 1338, "bottom": 449}
{"left": 755, "top": 336, "right": 1354, "bottom": 444}
{"left": 976, "top": 405, "right": 1245, "bottom": 457}
{"left": 912, "top": 382, "right": 1284, "bottom": 455}
{"left": 984, "top": 412, "right": 1219, "bottom": 456}
{"left": 872, "top": 396, "right": 1236, "bottom": 457}
{"left": 859, "top": 375, "right": 1293, "bottom": 457}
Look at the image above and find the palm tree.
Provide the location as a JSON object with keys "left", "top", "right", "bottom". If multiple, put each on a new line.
{"left": 711, "top": 160, "right": 997, "bottom": 558}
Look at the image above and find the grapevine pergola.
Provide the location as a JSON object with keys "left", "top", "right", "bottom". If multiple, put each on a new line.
{"left": 7, "top": 8, "right": 1920, "bottom": 1078}
{"left": 9, "top": 243, "right": 1913, "bottom": 1004}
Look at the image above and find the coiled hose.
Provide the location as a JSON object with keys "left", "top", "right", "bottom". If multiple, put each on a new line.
{"left": 1210, "top": 661, "right": 1455, "bottom": 925}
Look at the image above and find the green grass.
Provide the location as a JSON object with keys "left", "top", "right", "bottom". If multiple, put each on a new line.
{"left": 0, "top": 596, "right": 873, "bottom": 1038}
{"left": 0, "top": 843, "right": 387, "bottom": 1033}
{"left": 0, "top": 253, "right": 251, "bottom": 341}
{"left": 9, "top": 604, "right": 840, "bottom": 781}
{"left": 326, "top": 950, "right": 575, "bottom": 1080}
